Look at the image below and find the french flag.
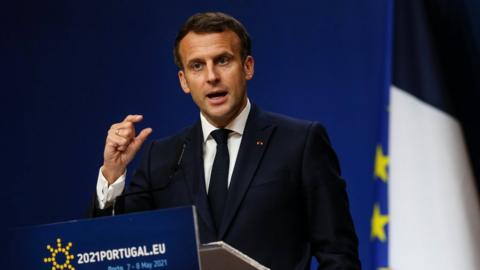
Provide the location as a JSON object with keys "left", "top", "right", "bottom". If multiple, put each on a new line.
{"left": 372, "top": 0, "right": 480, "bottom": 269}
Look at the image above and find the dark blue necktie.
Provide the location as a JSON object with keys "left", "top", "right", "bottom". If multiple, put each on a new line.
{"left": 208, "top": 128, "right": 231, "bottom": 232}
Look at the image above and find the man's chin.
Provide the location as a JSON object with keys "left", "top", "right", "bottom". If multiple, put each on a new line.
{"left": 203, "top": 108, "right": 235, "bottom": 127}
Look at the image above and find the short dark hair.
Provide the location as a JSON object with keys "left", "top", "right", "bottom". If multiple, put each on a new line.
{"left": 173, "top": 12, "right": 252, "bottom": 69}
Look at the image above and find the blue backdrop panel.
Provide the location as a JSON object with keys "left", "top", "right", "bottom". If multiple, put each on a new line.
{"left": 2, "top": 0, "right": 391, "bottom": 268}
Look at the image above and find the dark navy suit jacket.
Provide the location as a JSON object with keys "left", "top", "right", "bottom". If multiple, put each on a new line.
{"left": 96, "top": 104, "right": 360, "bottom": 269}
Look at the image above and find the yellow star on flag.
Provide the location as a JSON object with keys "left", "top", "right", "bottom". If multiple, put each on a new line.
{"left": 374, "top": 145, "right": 389, "bottom": 182}
{"left": 371, "top": 203, "right": 389, "bottom": 242}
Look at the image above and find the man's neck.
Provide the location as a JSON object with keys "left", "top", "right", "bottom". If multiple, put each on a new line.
{"left": 200, "top": 99, "right": 251, "bottom": 141}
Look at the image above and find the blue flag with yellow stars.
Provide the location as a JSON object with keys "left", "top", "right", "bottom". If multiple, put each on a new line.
{"left": 370, "top": 67, "right": 390, "bottom": 270}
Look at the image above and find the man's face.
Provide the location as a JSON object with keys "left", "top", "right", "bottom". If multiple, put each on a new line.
{"left": 177, "top": 30, "right": 254, "bottom": 127}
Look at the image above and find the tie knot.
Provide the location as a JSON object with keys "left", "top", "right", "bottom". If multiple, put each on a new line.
{"left": 211, "top": 129, "right": 231, "bottom": 145}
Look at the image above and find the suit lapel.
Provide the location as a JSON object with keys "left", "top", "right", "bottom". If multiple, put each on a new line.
{"left": 218, "top": 105, "right": 276, "bottom": 239}
{"left": 183, "top": 122, "right": 216, "bottom": 234}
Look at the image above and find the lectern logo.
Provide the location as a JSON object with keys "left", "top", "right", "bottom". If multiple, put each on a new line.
{"left": 43, "top": 238, "right": 76, "bottom": 270}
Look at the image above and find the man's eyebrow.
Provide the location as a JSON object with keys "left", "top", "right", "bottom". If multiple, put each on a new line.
{"left": 186, "top": 51, "right": 234, "bottom": 66}
{"left": 186, "top": 57, "right": 204, "bottom": 66}
{"left": 215, "top": 52, "right": 234, "bottom": 59}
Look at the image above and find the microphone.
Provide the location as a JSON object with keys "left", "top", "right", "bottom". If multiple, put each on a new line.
{"left": 111, "top": 139, "right": 189, "bottom": 216}
{"left": 170, "top": 141, "right": 187, "bottom": 179}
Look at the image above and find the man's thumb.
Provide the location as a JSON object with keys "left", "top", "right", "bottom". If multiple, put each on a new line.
{"left": 131, "top": 128, "right": 153, "bottom": 152}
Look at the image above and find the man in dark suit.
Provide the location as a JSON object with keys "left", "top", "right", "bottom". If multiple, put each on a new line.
{"left": 95, "top": 12, "right": 360, "bottom": 269}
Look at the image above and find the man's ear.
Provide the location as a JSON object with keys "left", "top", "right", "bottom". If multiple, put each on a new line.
{"left": 178, "top": 70, "right": 191, "bottom": 94}
{"left": 243, "top": 56, "right": 255, "bottom": 80}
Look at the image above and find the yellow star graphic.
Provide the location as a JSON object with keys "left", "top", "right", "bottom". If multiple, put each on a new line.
{"left": 371, "top": 203, "right": 389, "bottom": 242}
{"left": 374, "top": 145, "right": 389, "bottom": 182}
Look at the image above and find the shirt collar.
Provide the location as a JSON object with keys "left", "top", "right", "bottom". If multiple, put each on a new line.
{"left": 200, "top": 99, "right": 251, "bottom": 142}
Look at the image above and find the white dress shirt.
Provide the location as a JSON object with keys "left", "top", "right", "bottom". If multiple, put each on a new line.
{"left": 96, "top": 99, "right": 251, "bottom": 209}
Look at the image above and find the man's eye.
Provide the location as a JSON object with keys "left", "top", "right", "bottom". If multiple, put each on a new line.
{"left": 218, "top": 56, "right": 230, "bottom": 65}
{"left": 190, "top": 63, "right": 203, "bottom": 71}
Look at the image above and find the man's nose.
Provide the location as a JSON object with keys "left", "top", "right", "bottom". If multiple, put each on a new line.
{"left": 206, "top": 64, "right": 220, "bottom": 85}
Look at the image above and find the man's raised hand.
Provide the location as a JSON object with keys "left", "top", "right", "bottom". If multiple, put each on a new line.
{"left": 102, "top": 115, "right": 152, "bottom": 184}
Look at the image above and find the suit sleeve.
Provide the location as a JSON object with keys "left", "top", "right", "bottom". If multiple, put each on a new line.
{"left": 121, "top": 140, "right": 158, "bottom": 213}
{"left": 301, "top": 123, "right": 361, "bottom": 269}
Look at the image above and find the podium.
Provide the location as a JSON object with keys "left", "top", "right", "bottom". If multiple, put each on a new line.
{"left": 10, "top": 206, "right": 269, "bottom": 270}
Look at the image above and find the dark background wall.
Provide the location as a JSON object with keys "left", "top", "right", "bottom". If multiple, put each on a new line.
{"left": 2, "top": 0, "right": 392, "bottom": 268}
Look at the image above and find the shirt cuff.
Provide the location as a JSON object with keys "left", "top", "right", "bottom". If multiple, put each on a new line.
{"left": 96, "top": 167, "right": 126, "bottom": 209}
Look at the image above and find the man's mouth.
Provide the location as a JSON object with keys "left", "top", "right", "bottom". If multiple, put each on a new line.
{"left": 206, "top": 90, "right": 228, "bottom": 105}
{"left": 207, "top": 91, "right": 228, "bottom": 99}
